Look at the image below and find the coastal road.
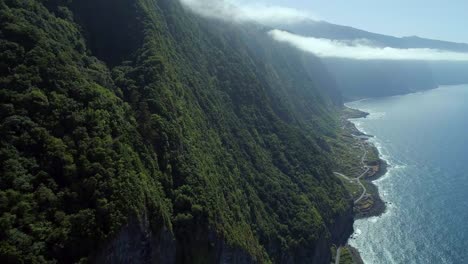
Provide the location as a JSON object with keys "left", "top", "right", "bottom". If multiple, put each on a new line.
{"left": 335, "top": 246, "right": 342, "bottom": 264}
{"left": 334, "top": 137, "right": 370, "bottom": 204}
{"left": 333, "top": 141, "right": 370, "bottom": 264}
{"left": 334, "top": 133, "right": 370, "bottom": 263}
{"left": 334, "top": 172, "right": 367, "bottom": 204}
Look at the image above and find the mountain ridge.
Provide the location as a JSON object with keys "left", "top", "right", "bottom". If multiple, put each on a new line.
{"left": 278, "top": 19, "right": 468, "bottom": 52}
{"left": 274, "top": 19, "right": 468, "bottom": 101}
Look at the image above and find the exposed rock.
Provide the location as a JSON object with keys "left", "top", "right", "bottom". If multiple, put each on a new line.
{"left": 94, "top": 215, "right": 176, "bottom": 264}
{"left": 93, "top": 209, "right": 354, "bottom": 264}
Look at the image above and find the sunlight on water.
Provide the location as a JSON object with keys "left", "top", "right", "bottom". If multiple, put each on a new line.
{"left": 346, "top": 85, "right": 468, "bottom": 264}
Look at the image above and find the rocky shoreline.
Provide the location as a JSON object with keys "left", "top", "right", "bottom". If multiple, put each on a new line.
{"left": 345, "top": 108, "right": 388, "bottom": 218}
{"left": 338, "top": 107, "right": 391, "bottom": 264}
{"left": 354, "top": 156, "right": 388, "bottom": 219}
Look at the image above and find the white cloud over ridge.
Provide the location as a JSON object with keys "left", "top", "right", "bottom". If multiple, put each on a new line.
{"left": 269, "top": 30, "right": 468, "bottom": 61}
{"left": 179, "top": 0, "right": 316, "bottom": 25}
{"left": 179, "top": 0, "right": 468, "bottom": 61}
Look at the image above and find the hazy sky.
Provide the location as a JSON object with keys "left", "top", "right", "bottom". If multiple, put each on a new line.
{"left": 237, "top": 0, "right": 468, "bottom": 43}
{"left": 269, "top": 30, "right": 468, "bottom": 61}
{"left": 180, "top": 0, "right": 468, "bottom": 61}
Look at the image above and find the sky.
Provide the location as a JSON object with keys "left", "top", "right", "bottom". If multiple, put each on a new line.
{"left": 238, "top": 0, "right": 468, "bottom": 43}
{"left": 180, "top": 0, "right": 468, "bottom": 61}
{"left": 269, "top": 30, "right": 468, "bottom": 61}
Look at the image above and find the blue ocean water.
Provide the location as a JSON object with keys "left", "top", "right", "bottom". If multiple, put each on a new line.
{"left": 346, "top": 85, "right": 468, "bottom": 264}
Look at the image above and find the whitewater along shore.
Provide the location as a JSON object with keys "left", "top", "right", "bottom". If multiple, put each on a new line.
{"left": 335, "top": 108, "right": 387, "bottom": 219}
{"left": 332, "top": 107, "right": 390, "bottom": 264}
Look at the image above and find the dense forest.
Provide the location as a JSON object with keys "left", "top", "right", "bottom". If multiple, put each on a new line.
{"left": 0, "top": 0, "right": 354, "bottom": 263}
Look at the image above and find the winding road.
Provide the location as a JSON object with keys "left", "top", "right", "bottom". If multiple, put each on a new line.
{"left": 335, "top": 246, "right": 342, "bottom": 264}
{"left": 334, "top": 171, "right": 368, "bottom": 204}
{"left": 334, "top": 137, "right": 370, "bottom": 263}
{"left": 335, "top": 138, "right": 370, "bottom": 204}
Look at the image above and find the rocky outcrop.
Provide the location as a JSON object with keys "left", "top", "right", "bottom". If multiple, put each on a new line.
{"left": 93, "top": 210, "right": 354, "bottom": 264}
{"left": 94, "top": 215, "right": 257, "bottom": 264}
{"left": 94, "top": 216, "right": 176, "bottom": 264}
{"left": 330, "top": 204, "right": 355, "bottom": 246}
{"left": 213, "top": 234, "right": 256, "bottom": 264}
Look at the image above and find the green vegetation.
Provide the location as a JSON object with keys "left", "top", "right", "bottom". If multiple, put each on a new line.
{"left": 338, "top": 177, "right": 363, "bottom": 201}
{"left": 331, "top": 108, "right": 386, "bottom": 220}
{"left": 0, "top": 0, "right": 354, "bottom": 263}
{"left": 0, "top": 0, "right": 171, "bottom": 262}
{"left": 331, "top": 246, "right": 357, "bottom": 264}
{"left": 330, "top": 133, "right": 364, "bottom": 178}
{"left": 339, "top": 247, "right": 355, "bottom": 264}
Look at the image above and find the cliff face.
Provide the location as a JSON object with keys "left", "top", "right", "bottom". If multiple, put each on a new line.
{"left": 94, "top": 216, "right": 257, "bottom": 264}
{"left": 94, "top": 218, "right": 176, "bottom": 264}
{"left": 94, "top": 210, "right": 353, "bottom": 264}
{"left": 0, "top": 0, "right": 353, "bottom": 263}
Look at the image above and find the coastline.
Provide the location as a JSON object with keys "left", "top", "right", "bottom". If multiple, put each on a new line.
{"left": 339, "top": 85, "right": 468, "bottom": 264}
{"left": 350, "top": 118, "right": 388, "bottom": 219}
{"left": 341, "top": 107, "right": 389, "bottom": 219}
{"left": 336, "top": 106, "right": 390, "bottom": 264}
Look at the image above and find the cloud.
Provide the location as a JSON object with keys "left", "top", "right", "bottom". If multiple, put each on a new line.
{"left": 180, "top": 0, "right": 468, "bottom": 61}
{"left": 269, "top": 30, "right": 468, "bottom": 61}
{"left": 179, "top": 0, "right": 316, "bottom": 25}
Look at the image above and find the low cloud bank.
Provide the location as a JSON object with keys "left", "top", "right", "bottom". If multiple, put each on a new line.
{"left": 180, "top": 0, "right": 468, "bottom": 61}
{"left": 269, "top": 30, "right": 468, "bottom": 61}
{"left": 179, "top": 0, "right": 315, "bottom": 25}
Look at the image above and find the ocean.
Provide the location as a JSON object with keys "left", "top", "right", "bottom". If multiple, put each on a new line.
{"left": 346, "top": 85, "right": 468, "bottom": 264}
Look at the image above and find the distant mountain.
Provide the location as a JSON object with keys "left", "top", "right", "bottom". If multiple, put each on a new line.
{"left": 279, "top": 20, "right": 468, "bottom": 52}
{"left": 276, "top": 20, "right": 468, "bottom": 100}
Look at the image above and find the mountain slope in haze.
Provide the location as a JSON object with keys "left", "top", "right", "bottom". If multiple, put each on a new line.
{"left": 280, "top": 20, "right": 468, "bottom": 52}
{"left": 323, "top": 58, "right": 437, "bottom": 100}
{"left": 278, "top": 20, "right": 468, "bottom": 100}
{"left": 0, "top": 0, "right": 353, "bottom": 263}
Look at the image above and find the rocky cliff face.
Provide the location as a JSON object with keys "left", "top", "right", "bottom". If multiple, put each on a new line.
{"left": 94, "top": 216, "right": 176, "bottom": 264}
{"left": 94, "top": 203, "right": 353, "bottom": 264}
{"left": 94, "top": 214, "right": 259, "bottom": 264}
{"left": 95, "top": 228, "right": 354, "bottom": 264}
{"left": 330, "top": 205, "right": 355, "bottom": 245}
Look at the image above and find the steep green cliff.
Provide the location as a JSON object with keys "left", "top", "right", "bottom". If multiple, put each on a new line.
{"left": 0, "top": 0, "right": 352, "bottom": 263}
